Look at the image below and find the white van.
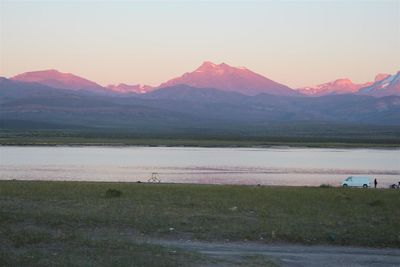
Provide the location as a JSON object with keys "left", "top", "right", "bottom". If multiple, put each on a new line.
{"left": 341, "top": 176, "right": 371, "bottom": 188}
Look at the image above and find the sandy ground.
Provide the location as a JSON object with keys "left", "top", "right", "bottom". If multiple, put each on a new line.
{"left": 148, "top": 239, "right": 400, "bottom": 267}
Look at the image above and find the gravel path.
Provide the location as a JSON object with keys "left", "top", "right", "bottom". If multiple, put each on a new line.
{"left": 149, "top": 239, "right": 400, "bottom": 266}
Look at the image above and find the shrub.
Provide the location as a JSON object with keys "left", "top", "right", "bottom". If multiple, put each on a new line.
{"left": 105, "top": 189, "right": 122, "bottom": 198}
{"left": 319, "top": 184, "right": 332, "bottom": 188}
{"left": 369, "top": 200, "right": 384, "bottom": 207}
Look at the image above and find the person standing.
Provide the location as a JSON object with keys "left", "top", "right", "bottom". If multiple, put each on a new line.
{"left": 374, "top": 178, "right": 378, "bottom": 188}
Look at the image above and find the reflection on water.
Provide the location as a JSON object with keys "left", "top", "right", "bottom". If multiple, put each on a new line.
{"left": 0, "top": 146, "right": 399, "bottom": 187}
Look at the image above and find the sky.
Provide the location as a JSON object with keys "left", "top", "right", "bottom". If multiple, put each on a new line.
{"left": 0, "top": 0, "right": 399, "bottom": 88}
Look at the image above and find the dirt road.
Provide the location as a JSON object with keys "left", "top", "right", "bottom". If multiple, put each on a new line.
{"left": 150, "top": 239, "right": 400, "bottom": 266}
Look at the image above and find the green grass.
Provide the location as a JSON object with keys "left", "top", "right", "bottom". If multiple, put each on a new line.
{"left": 1, "top": 181, "right": 399, "bottom": 265}
{"left": 1, "top": 128, "right": 400, "bottom": 147}
{"left": 0, "top": 238, "right": 203, "bottom": 267}
{"left": 1, "top": 136, "right": 399, "bottom": 148}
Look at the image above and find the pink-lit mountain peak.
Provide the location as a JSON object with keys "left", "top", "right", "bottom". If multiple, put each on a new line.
{"left": 374, "top": 73, "right": 391, "bottom": 82}
{"left": 159, "top": 61, "right": 300, "bottom": 96}
{"left": 106, "top": 83, "right": 154, "bottom": 94}
{"left": 11, "top": 69, "right": 104, "bottom": 91}
{"left": 359, "top": 71, "right": 400, "bottom": 97}
{"left": 298, "top": 78, "right": 368, "bottom": 96}
{"left": 297, "top": 73, "right": 395, "bottom": 97}
{"left": 14, "top": 69, "right": 76, "bottom": 81}
{"left": 195, "top": 61, "right": 244, "bottom": 72}
{"left": 331, "top": 78, "right": 353, "bottom": 85}
{"left": 196, "top": 61, "right": 219, "bottom": 70}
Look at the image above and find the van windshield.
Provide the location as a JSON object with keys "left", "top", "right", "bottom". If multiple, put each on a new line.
{"left": 346, "top": 177, "right": 352, "bottom": 181}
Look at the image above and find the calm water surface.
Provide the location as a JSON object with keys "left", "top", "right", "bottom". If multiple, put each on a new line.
{"left": 1, "top": 146, "right": 399, "bottom": 187}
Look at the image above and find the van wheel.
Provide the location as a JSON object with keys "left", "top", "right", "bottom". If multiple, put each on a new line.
{"left": 343, "top": 184, "right": 348, "bottom": 187}
{"left": 363, "top": 184, "right": 368, "bottom": 188}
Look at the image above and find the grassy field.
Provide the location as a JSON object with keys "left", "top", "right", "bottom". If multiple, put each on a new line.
{"left": 1, "top": 128, "right": 400, "bottom": 147}
{"left": 1, "top": 181, "right": 399, "bottom": 266}
{"left": 1, "top": 136, "right": 399, "bottom": 148}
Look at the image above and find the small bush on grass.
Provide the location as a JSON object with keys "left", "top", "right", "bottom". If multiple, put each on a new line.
{"left": 319, "top": 184, "right": 332, "bottom": 188}
{"left": 105, "top": 189, "right": 122, "bottom": 198}
{"left": 369, "top": 200, "right": 384, "bottom": 207}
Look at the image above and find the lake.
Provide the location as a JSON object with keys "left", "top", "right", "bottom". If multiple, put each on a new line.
{"left": 0, "top": 146, "right": 399, "bottom": 187}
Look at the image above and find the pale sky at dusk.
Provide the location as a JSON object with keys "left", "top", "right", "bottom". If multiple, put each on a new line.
{"left": 0, "top": 0, "right": 399, "bottom": 88}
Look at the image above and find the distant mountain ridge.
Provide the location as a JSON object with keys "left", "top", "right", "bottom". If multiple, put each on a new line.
{"left": 158, "top": 61, "right": 300, "bottom": 96}
{"left": 3, "top": 65, "right": 400, "bottom": 139}
{"left": 106, "top": 83, "right": 154, "bottom": 94}
{"left": 2, "top": 79, "right": 399, "bottom": 129}
{"left": 297, "top": 73, "right": 397, "bottom": 97}
{"left": 299, "top": 79, "right": 370, "bottom": 96}
{"left": 4, "top": 63, "right": 400, "bottom": 97}
{"left": 11, "top": 69, "right": 106, "bottom": 92}
{"left": 358, "top": 72, "right": 400, "bottom": 97}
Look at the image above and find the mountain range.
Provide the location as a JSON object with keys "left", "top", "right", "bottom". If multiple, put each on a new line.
{"left": 358, "top": 72, "right": 400, "bottom": 97}
{"left": 11, "top": 69, "right": 107, "bottom": 93}
{"left": 158, "top": 61, "right": 300, "bottom": 96}
{"left": 1, "top": 62, "right": 400, "bottom": 137}
{"left": 106, "top": 83, "right": 154, "bottom": 94}
{"left": 297, "top": 73, "right": 399, "bottom": 97}
{"left": 6, "top": 62, "right": 400, "bottom": 97}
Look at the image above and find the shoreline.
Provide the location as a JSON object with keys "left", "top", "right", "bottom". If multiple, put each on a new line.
{"left": 1, "top": 141, "right": 399, "bottom": 149}
{"left": 1, "top": 179, "right": 397, "bottom": 191}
